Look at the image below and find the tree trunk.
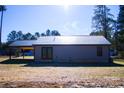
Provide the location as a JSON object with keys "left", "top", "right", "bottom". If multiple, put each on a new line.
{"left": 103, "top": 6, "right": 107, "bottom": 39}
{"left": 0, "top": 10, "right": 3, "bottom": 47}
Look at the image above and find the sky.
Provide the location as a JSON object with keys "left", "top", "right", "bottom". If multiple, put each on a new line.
{"left": 2, "top": 5, "right": 119, "bottom": 42}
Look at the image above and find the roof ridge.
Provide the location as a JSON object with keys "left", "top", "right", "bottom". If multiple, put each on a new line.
{"left": 38, "top": 35, "right": 104, "bottom": 37}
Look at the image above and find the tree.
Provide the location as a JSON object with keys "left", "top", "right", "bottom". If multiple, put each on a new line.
{"left": 7, "top": 30, "right": 17, "bottom": 42}
{"left": 117, "top": 5, "right": 124, "bottom": 51}
{"left": 16, "top": 31, "right": 24, "bottom": 40}
{"left": 91, "top": 5, "right": 115, "bottom": 41}
{"left": 0, "top": 42, "right": 9, "bottom": 50}
{"left": 41, "top": 33, "right": 46, "bottom": 36}
{"left": 34, "top": 32, "right": 40, "bottom": 39}
{"left": 41, "top": 29, "right": 61, "bottom": 36}
{"left": 110, "top": 20, "right": 118, "bottom": 51}
{"left": 31, "top": 35, "right": 37, "bottom": 40}
{"left": 23, "top": 32, "right": 32, "bottom": 40}
{"left": 51, "top": 30, "right": 61, "bottom": 36}
{"left": 0, "top": 5, "right": 6, "bottom": 47}
{"left": 90, "top": 31, "right": 104, "bottom": 36}
{"left": 46, "top": 29, "right": 51, "bottom": 36}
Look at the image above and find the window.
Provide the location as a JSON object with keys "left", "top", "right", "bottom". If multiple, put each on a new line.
{"left": 97, "top": 46, "right": 102, "bottom": 56}
{"left": 42, "top": 47, "right": 53, "bottom": 60}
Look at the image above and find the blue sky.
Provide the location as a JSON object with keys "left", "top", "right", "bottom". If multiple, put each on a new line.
{"left": 2, "top": 5, "right": 118, "bottom": 42}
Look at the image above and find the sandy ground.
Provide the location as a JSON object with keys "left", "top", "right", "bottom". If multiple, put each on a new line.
{"left": 0, "top": 78, "right": 124, "bottom": 88}
{"left": 0, "top": 57, "right": 124, "bottom": 88}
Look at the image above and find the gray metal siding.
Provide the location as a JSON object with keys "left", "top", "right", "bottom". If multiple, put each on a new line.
{"left": 34, "top": 46, "right": 42, "bottom": 60}
{"left": 34, "top": 45, "right": 109, "bottom": 63}
{"left": 53, "top": 46, "right": 109, "bottom": 62}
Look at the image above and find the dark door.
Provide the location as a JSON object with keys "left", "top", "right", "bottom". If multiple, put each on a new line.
{"left": 42, "top": 47, "right": 53, "bottom": 60}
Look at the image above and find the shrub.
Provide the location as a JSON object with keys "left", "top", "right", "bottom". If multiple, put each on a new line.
{"left": 118, "top": 51, "right": 124, "bottom": 59}
{"left": 15, "top": 49, "right": 20, "bottom": 57}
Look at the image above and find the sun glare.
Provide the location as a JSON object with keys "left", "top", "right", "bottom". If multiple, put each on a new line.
{"left": 63, "top": 5, "right": 69, "bottom": 10}
{"left": 63, "top": 4, "right": 70, "bottom": 11}
{"left": 60, "top": 37, "right": 76, "bottom": 43}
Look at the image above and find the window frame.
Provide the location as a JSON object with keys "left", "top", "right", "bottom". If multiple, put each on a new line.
{"left": 97, "top": 46, "right": 103, "bottom": 57}
{"left": 41, "top": 47, "right": 53, "bottom": 60}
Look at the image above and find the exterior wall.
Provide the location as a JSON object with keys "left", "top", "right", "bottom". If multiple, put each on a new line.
{"left": 34, "top": 45, "right": 110, "bottom": 63}
{"left": 34, "top": 46, "right": 42, "bottom": 60}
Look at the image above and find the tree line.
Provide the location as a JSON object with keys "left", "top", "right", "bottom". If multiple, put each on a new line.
{"left": 7, "top": 29, "right": 60, "bottom": 43}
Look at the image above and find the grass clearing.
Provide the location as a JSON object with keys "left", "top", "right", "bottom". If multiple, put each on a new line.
{"left": 0, "top": 56, "right": 124, "bottom": 87}
{"left": 114, "top": 59, "right": 124, "bottom": 65}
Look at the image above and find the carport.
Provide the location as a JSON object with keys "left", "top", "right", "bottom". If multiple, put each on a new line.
{"left": 9, "top": 40, "right": 36, "bottom": 60}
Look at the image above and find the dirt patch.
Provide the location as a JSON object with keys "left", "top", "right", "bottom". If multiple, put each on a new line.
{"left": 0, "top": 57, "right": 124, "bottom": 88}
{"left": 0, "top": 78, "right": 124, "bottom": 88}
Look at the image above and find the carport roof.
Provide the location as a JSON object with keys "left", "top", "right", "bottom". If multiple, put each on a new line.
{"left": 9, "top": 40, "right": 36, "bottom": 47}
{"left": 9, "top": 36, "right": 111, "bottom": 47}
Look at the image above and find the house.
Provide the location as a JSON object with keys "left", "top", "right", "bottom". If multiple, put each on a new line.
{"left": 9, "top": 36, "right": 111, "bottom": 63}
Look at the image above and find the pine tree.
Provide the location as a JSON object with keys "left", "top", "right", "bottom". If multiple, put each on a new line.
{"left": 117, "top": 5, "right": 124, "bottom": 51}
{"left": 91, "top": 5, "right": 115, "bottom": 41}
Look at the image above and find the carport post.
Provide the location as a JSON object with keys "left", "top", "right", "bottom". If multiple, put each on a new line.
{"left": 9, "top": 48, "right": 11, "bottom": 60}
{"left": 22, "top": 49, "right": 24, "bottom": 59}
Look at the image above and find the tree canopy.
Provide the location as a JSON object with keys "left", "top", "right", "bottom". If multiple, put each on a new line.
{"left": 41, "top": 29, "right": 61, "bottom": 36}
{"left": 90, "top": 5, "right": 115, "bottom": 41}
{"left": 7, "top": 29, "right": 61, "bottom": 43}
{"left": 116, "top": 5, "right": 124, "bottom": 51}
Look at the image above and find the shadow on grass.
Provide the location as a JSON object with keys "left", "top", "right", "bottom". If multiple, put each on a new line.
{"left": 0, "top": 59, "right": 124, "bottom": 67}
{"left": 0, "top": 59, "right": 33, "bottom": 64}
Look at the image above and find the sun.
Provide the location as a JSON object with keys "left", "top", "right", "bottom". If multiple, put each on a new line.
{"left": 63, "top": 4, "right": 70, "bottom": 11}
{"left": 64, "top": 5, "right": 69, "bottom": 10}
